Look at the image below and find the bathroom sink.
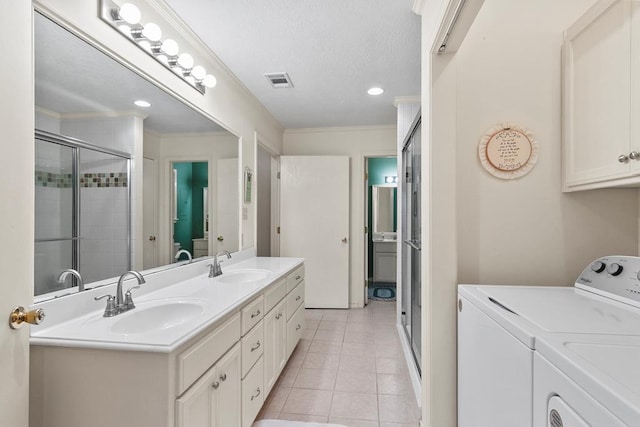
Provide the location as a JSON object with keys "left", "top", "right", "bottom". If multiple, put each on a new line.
{"left": 217, "top": 269, "right": 272, "bottom": 284}
{"left": 84, "top": 298, "right": 207, "bottom": 335}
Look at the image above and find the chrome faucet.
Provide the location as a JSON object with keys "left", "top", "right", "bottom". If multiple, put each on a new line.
{"left": 57, "top": 269, "right": 84, "bottom": 292}
{"left": 175, "top": 249, "right": 193, "bottom": 263}
{"left": 94, "top": 270, "right": 146, "bottom": 317}
{"left": 208, "top": 250, "right": 231, "bottom": 278}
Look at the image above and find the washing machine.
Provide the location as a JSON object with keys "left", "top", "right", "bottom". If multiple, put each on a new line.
{"left": 458, "top": 255, "right": 640, "bottom": 427}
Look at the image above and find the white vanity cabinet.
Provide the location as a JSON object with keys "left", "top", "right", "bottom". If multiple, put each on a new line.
{"left": 373, "top": 241, "right": 397, "bottom": 283}
{"left": 563, "top": 0, "right": 640, "bottom": 190}
{"left": 29, "top": 259, "right": 305, "bottom": 427}
{"left": 176, "top": 342, "right": 241, "bottom": 427}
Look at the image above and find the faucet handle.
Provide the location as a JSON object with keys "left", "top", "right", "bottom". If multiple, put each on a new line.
{"left": 94, "top": 294, "right": 118, "bottom": 317}
{"left": 124, "top": 286, "right": 141, "bottom": 310}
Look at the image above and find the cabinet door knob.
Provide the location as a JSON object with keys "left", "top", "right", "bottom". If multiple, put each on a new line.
{"left": 212, "top": 381, "right": 220, "bottom": 390}
{"left": 618, "top": 154, "right": 629, "bottom": 163}
{"left": 250, "top": 387, "right": 261, "bottom": 401}
{"left": 630, "top": 151, "right": 640, "bottom": 160}
{"left": 219, "top": 373, "right": 227, "bottom": 382}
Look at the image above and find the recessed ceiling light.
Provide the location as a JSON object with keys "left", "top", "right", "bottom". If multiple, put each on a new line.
{"left": 368, "top": 87, "right": 384, "bottom": 96}
{"left": 134, "top": 100, "right": 151, "bottom": 107}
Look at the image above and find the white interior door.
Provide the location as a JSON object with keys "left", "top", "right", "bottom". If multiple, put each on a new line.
{"left": 217, "top": 158, "right": 239, "bottom": 252}
{"left": 1, "top": 2, "right": 34, "bottom": 425}
{"left": 280, "top": 156, "right": 350, "bottom": 308}
{"left": 143, "top": 157, "right": 158, "bottom": 268}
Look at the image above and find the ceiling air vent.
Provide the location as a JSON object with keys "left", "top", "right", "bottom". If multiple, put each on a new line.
{"left": 265, "top": 72, "right": 294, "bottom": 89}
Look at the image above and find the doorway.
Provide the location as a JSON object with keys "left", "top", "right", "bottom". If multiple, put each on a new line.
{"left": 170, "top": 161, "right": 208, "bottom": 261}
{"left": 364, "top": 157, "right": 398, "bottom": 305}
{"left": 256, "top": 141, "right": 280, "bottom": 257}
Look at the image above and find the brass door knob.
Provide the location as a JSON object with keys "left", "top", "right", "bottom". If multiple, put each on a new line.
{"left": 217, "top": 235, "right": 224, "bottom": 242}
{"left": 149, "top": 235, "right": 156, "bottom": 241}
{"left": 9, "top": 306, "right": 45, "bottom": 329}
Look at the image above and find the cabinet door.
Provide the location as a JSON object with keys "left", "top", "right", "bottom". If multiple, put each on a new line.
{"left": 564, "top": 0, "right": 631, "bottom": 188}
{"left": 215, "top": 343, "right": 241, "bottom": 427}
{"left": 176, "top": 365, "right": 218, "bottom": 427}
{"left": 264, "top": 300, "right": 287, "bottom": 395}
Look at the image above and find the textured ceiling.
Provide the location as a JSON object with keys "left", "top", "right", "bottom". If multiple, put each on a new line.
{"left": 35, "top": 13, "right": 223, "bottom": 134}
{"left": 164, "top": 0, "right": 421, "bottom": 129}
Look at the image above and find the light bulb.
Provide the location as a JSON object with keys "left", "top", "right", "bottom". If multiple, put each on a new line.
{"left": 117, "top": 24, "right": 131, "bottom": 34}
{"left": 142, "top": 22, "right": 162, "bottom": 42}
{"left": 185, "top": 75, "right": 196, "bottom": 85}
{"left": 119, "top": 3, "right": 141, "bottom": 25}
{"left": 191, "top": 65, "right": 206, "bottom": 80}
{"left": 203, "top": 74, "right": 217, "bottom": 88}
{"left": 156, "top": 54, "right": 168, "bottom": 65}
{"left": 177, "top": 53, "right": 194, "bottom": 69}
{"left": 137, "top": 40, "right": 151, "bottom": 52}
{"left": 161, "top": 39, "right": 179, "bottom": 56}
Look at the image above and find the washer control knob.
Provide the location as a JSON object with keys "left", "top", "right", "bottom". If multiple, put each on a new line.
{"left": 591, "top": 261, "right": 606, "bottom": 273}
{"left": 607, "top": 263, "right": 623, "bottom": 276}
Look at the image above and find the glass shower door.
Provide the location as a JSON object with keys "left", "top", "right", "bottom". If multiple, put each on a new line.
{"left": 34, "top": 138, "right": 77, "bottom": 295}
{"left": 401, "top": 118, "right": 422, "bottom": 373}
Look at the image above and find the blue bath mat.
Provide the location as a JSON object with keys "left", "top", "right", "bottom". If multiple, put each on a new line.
{"left": 368, "top": 286, "right": 396, "bottom": 301}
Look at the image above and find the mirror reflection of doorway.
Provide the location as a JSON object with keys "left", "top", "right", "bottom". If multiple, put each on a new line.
{"left": 171, "top": 161, "right": 208, "bottom": 261}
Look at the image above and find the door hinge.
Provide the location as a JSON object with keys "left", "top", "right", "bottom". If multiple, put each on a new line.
{"left": 277, "top": 172, "right": 281, "bottom": 179}
{"left": 277, "top": 226, "right": 281, "bottom": 234}
{"left": 364, "top": 226, "right": 368, "bottom": 234}
{"left": 365, "top": 172, "right": 368, "bottom": 181}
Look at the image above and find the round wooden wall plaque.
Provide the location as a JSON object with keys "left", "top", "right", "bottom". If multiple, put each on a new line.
{"left": 478, "top": 123, "right": 538, "bottom": 179}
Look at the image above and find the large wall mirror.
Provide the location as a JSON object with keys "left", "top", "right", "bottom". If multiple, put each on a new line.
{"left": 372, "top": 185, "right": 397, "bottom": 234}
{"left": 34, "top": 12, "right": 240, "bottom": 300}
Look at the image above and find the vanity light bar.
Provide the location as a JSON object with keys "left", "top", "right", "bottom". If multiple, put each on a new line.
{"left": 100, "top": 0, "right": 217, "bottom": 94}
{"left": 385, "top": 176, "right": 398, "bottom": 184}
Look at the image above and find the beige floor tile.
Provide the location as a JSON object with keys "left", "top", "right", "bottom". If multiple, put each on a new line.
{"left": 276, "top": 364, "right": 300, "bottom": 388}
{"left": 279, "top": 413, "right": 329, "bottom": 423}
{"left": 302, "top": 352, "right": 341, "bottom": 371}
{"left": 293, "top": 368, "right": 337, "bottom": 390}
{"left": 345, "top": 322, "right": 371, "bottom": 333}
{"left": 308, "top": 339, "right": 343, "bottom": 354}
{"left": 330, "top": 417, "right": 380, "bottom": 426}
{"left": 379, "top": 422, "right": 420, "bottom": 427}
{"left": 373, "top": 314, "right": 397, "bottom": 325}
{"left": 304, "top": 309, "right": 324, "bottom": 320}
{"left": 286, "top": 347, "right": 307, "bottom": 368}
{"left": 339, "top": 354, "right": 376, "bottom": 373}
{"left": 342, "top": 341, "right": 376, "bottom": 357}
{"left": 281, "top": 388, "right": 333, "bottom": 416}
{"left": 334, "top": 369, "right": 377, "bottom": 394}
{"left": 314, "top": 328, "right": 346, "bottom": 342}
{"left": 375, "top": 341, "right": 403, "bottom": 358}
{"left": 377, "top": 373, "right": 413, "bottom": 395}
{"left": 343, "top": 330, "right": 376, "bottom": 344}
{"left": 322, "top": 310, "right": 349, "bottom": 321}
{"left": 318, "top": 319, "right": 347, "bottom": 331}
{"left": 378, "top": 394, "right": 420, "bottom": 423}
{"left": 330, "top": 391, "right": 378, "bottom": 421}
{"left": 305, "top": 319, "right": 320, "bottom": 331}
{"left": 261, "top": 386, "right": 291, "bottom": 413}
{"left": 376, "top": 357, "right": 406, "bottom": 375}
{"left": 301, "top": 328, "right": 317, "bottom": 340}
{"left": 374, "top": 330, "right": 400, "bottom": 344}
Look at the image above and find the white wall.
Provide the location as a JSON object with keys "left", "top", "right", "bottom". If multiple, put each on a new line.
{"left": 419, "top": 0, "right": 639, "bottom": 426}
{"left": 283, "top": 126, "right": 396, "bottom": 307}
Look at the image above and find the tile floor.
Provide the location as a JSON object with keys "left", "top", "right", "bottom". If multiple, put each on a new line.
{"left": 256, "top": 301, "right": 420, "bottom": 427}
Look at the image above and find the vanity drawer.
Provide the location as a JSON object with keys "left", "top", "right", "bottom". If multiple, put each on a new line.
{"left": 286, "top": 282, "right": 304, "bottom": 320}
{"left": 177, "top": 313, "right": 241, "bottom": 396}
{"left": 264, "top": 277, "right": 287, "bottom": 313}
{"left": 241, "top": 320, "right": 264, "bottom": 378}
{"left": 241, "top": 295, "right": 264, "bottom": 335}
{"left": 286, "top": 265, "right": 305, "bottom": 292}
{"left": 241, "top": 356, "right": 264, "bottom": 427}
{"left": 286, "top": 304, "right": 305, "bottom": 358}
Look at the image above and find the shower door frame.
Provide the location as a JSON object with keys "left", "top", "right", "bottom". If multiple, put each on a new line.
{"left": 35, "top": 130, "right": 132, "bottom": 297}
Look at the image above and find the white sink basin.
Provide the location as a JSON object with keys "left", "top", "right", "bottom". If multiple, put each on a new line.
{"left": 84, "top": 298, "right": 207, "bottom": 335}
{"left": 217, "top": 269, "right": 272, "bottom": 284}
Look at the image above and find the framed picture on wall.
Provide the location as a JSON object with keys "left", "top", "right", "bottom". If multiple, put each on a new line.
{"left": 244, "top": 167, "right": 253, "bottom": 203}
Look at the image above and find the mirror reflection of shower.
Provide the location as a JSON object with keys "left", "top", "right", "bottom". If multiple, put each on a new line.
{"left": 171, "top": 161, "right": 208, "bottom": 261}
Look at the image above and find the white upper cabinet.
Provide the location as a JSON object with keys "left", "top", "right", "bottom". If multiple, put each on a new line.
{"left": 563, "top": 0, "right": 640, "bottom": 190}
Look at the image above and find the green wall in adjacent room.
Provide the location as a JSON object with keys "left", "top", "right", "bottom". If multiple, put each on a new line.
{"left": 173, "top": 162, "right": 208, "bottom": 258}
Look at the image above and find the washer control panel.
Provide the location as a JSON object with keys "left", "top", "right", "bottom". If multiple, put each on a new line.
{"left": 576, "top": 256, "right": 640, "bottom": 308}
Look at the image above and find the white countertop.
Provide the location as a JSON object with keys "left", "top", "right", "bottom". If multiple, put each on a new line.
{"left": 31, "top": 256, "right": 303, "bottom": 353}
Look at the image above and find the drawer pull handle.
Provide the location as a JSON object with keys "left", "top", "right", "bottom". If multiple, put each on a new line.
{"left": 275, "top": 313, "right": 282, "bottom": 320}
{"left": 295, "top": 275, "right": 301, "bottom": 280}
{"left": 220, "top": 373, "right": 227, "bottom": 382}
{"left": 212, "top": 381, "right": 220, "bottom": 390}
{"left": 251, "top": 309, "right": 261, "bottom": 318}
{"left": 295, "top": 295, "right": 301, "bottom": 301}
{"left": 251, "top": 341, "right": 261, "bottom": 352}
{"left": 296, "top": 324, "right": 301, "bottom": 331}
{"left": 250, "top": 387, "right": 261, "bottom": 401}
